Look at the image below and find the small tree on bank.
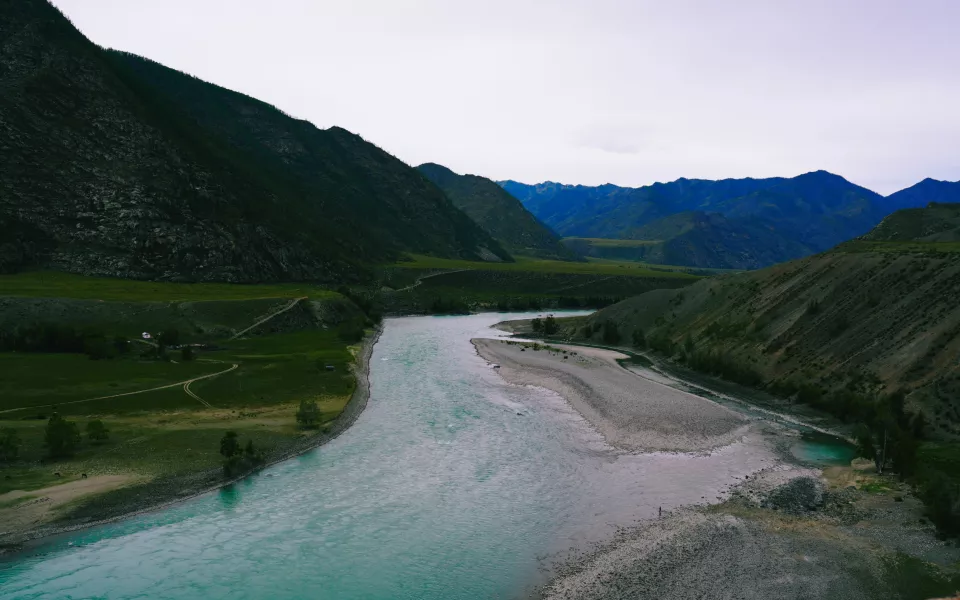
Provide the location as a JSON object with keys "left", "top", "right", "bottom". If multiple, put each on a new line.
{"left": 220, "top": 431, "right": 241, "bottom": 460}
{"left": 296, "top": 399, "right": 321, "bottom": 429}
{"left": 543, "top": 316, "right": 558, "bottom": 335}
{"left": 531, "top": 318, "right": 543, "bottom": 334}
{"left": 220, "top": 431, "right": 264, "bottom": 476}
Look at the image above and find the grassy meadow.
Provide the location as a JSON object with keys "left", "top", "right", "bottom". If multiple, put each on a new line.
{"left": 379, "top": 254, "right": 701, "bottom": 313}
{"left": 0, "top": 272, "right": 370, "bottom": 522}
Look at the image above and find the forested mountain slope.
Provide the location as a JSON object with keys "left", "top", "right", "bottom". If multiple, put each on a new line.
{"left": 0, "top": 0, "right": 508, "bottom": 282}
{"left": 417, "top": 163, "right": 577, "bottom": 260}
{"left": 503, "top": 172, "right": 934, "bottom": 269}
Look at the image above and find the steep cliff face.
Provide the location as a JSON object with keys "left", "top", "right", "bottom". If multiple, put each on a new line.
{"left": 0, "top": 0, "right": 508, "bottom": 282}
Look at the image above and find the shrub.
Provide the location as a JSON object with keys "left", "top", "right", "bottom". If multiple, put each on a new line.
{"left": 87, "top": 420, "right": 110, "bottom": 444}
{"left": 296, "top": 399, "right": 322, "bottom": 428}
{"left": 0, "top": 428, "right": 21, "bottom": 462}
{"left": 181, "top": 345, "right": 195, "bottom": 361}
{"left": 631, "top": 328, "right": 646, "bottom": 349}
{"left": 45, "top": 413, "right": 81, "bottom": 458}
{"left": 602, "top": 320, "right": 621, "bottom": 345}
{"left": 337, "top": 320, "right": 365, "bottom": 343}
{"left": 543, "top": 316, "right": 558, "bottom": 335}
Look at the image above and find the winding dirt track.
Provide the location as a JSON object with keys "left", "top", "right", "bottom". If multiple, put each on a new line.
{"left": 0, "top": 363, "right": 238, "bottom": 414}
{"left": 228, "top": 296, "right": 306, "bottom": 340}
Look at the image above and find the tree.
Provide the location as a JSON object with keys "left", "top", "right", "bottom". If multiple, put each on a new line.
{"left": 543, "top": 316, "right": 558, "bottom": 335}
{"left": 0, "top": 428, "right": 21, "bottom": 462}
{"left": 602, "top": 320, "right": 621, "bottom": 345}
{"left": 631, "top": 328, "right": 646, "bottom": 349}
{"left": 531, "top": 318, "right": 543, "bottom": 333}
{"left": 220, "top": 431, "right": 241, "bottom": 459}
{"left": 337, "top": 320, "right": 364, "bottom": 343}
{"left": 86, "top": 419, "right": 110, "bottom": 444}
{"left": 181, "top": 345, "right": 195, "bottom": 361}
{"left": 45, "top": 413, "right": 81, "bottom": 458}
{"left": 296, "top": 399, "right": 321, "bottom": 428}
{"left": 158, "top": 328, "right": 180, "bottom": 348}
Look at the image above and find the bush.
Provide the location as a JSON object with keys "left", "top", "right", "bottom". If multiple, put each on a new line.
{"left": 87, "top": 420, "right": 110, "bottom": 444}
{"left": 337, "top": 320, "right": 365, "bottom": 343}
{"left": 543, "top": 316, "right": 558, "bottom": 335}
{"left": 296, "top": 399, "right": 321, "bottom": 428}
{"left": 220, "top": 432, "right": 265, "bottom": 477}
{"left": 45, "top": 413, "right": 81, "bottom": 458}
{"left": 158, "top": 328, "right": 180, "bottom": 347}
{"left": 531, "top": 318, "right": 543, "bottom": 333}
{"left": 631, "top": 328, "right": 646, "bottom": 349}
{"left": 0, "top": 428, "right": 21, "bottom": 462}
{"left": 602, "top": 320, "right": 620, "bottom": 345}
{"left": 181, "top": 345, "right": 195, "bottom": 361}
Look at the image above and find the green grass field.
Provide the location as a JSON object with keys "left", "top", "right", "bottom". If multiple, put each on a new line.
{"left": 562, "top": 237, "right": 660, "bottom": 248}
{"left": 0, "top": 271, "right": 338, "bottom": 301}
{"left": 0, "top": 329, "right": 361, "bottom": 497}
{"left": 392, "top": 254, "right": 699, "bottom": 279}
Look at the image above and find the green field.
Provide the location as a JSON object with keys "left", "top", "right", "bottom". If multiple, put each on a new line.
{"left": 0, "top": 271, "right": 338, "bottom": 301}
{"left": 562, "top": 237, "right": 660, "bottom": 248}
{"left": 392, "top": 254, "right": 698, "bottom": 279}
{"left": 0, "top": 272, "right": 371, "bottom": 514}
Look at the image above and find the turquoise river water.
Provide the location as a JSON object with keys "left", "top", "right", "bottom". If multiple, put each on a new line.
{"left": 1, "top": 312, "right": 848, "bottom": 599}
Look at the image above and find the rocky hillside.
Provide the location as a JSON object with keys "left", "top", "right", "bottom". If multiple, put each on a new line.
{"left": 503, "top": 171, "right": 933, "bottom": 269}
{"left": 417, "top": 163, "right": 577, "bottom": 260}
{"left": 578, "top": 204, "right": 960, "bottom": 436}
{"left": 0, "top": 0, "right": 509, "bottom": 282}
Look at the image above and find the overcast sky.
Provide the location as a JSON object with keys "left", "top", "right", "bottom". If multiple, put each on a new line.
{"left": 52, "top": 0, "right": 959, "bottom": 195}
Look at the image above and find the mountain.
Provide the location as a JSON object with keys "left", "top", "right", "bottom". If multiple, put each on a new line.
{"left": 565, "top": 212, "right": 811, "bottom": 269}
{"left": 417, "top": 164, "right": 577, "bottom": 260}
{"left": 881, "top": 179, "right": 960, "bottom": 215}
{"left": 577, "top": 203, "right": 960, "bottom": 436}
{"left": 0, "top": 0, "right": 509, "bottom": 282}
{"left": 502, "top": 172, "right": 925, "bottom": 269}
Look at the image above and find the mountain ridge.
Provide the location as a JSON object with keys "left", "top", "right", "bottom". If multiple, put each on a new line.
{"left": 501, "top": 171, "right": 956, "bottom": 269}
{"left": 0, "top": 0, "right": 510, "bottom": 282}
{"left": 416, "top": 163, "right": 577, "bottom": 260}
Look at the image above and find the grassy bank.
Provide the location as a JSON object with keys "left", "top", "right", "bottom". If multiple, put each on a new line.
{"left": 0, "top": 272, "right": 378, "bottom": 543}
{"left": 378, "top": 254, "right": 700, "bottom": 314}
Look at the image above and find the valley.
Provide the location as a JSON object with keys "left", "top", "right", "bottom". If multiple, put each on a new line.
{"left": 2, "top": 0, "right": 959, "bottom": 598}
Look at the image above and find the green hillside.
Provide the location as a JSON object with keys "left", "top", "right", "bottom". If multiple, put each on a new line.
{"left": 0, "top": 0, "right": 508, "bottom": 282}
{"left": 417, "top": 163, "right": 577, "bottom": 260}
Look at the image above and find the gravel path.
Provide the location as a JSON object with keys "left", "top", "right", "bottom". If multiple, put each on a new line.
{"left": 472, "top": 338, "right": 748, "bottom": 452}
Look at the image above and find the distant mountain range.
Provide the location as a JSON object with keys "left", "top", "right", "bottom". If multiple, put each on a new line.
{"left": 1, "top": 0, "right": 510, "bottom": 282}
{"left": 417, "top": 164, "right": 577, "bottom": 260}
{"left": 501, "top": 174, "right": 960, "bottom": 269}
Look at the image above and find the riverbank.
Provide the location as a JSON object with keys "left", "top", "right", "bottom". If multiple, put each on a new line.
{"left": 475, "top": 331, "right": 960, "bottom": 599}
{"left": 537, "top": 461, "right": 960, "bottom": 600}
{"left": 472, "top": 338, "right": 748, "bottom": 452}
{"left": 0, "top": 325, "right": 382, "bottom": 555}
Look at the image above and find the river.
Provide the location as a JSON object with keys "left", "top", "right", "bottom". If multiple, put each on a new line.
{"left": 2, "top": 312, "right": 822, "bottom": 599}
